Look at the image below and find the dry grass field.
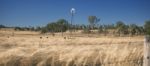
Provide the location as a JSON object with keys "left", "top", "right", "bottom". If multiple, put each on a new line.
{"left": 0, "top": 30, "right": 144, "bottom": 66}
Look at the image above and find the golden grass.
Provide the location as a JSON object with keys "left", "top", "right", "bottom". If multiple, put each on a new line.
{"left": 0, "top": 30, "right": 144, "bottom": 66}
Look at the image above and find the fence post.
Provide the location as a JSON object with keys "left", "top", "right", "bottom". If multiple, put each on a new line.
{"left": 144, "top": 35, "right": 150, "bottom": 66}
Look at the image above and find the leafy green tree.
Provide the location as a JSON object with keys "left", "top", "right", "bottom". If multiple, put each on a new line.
{"left": 138, "top": 26, "right": 145, "bottom": 35}
{"left": 128, "top": 24, "right": 145, "bottom": 36}
{"left": 46, "top": 22, "right": 57, "bottom": 32}
{"left": 56, "top": 19, "right": 68, "bottom": 36}
{"left": 43, "top": 19, "right": 69, "bottom": 34}
{"left": 116, "top": 21, "right": 127, "bottom": 36}
{"left": 88, "top": 16, "right": 100, "bottom": 30}
{"left": 144, "top": 20, "right": 150, "bottom": 35}
{"left": 129, "top": 24, "right": 137, "bottom": 36}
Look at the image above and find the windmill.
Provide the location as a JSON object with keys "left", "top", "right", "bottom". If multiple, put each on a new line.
{"left": 70, "top": 8, "right": 75, "bottom": 37}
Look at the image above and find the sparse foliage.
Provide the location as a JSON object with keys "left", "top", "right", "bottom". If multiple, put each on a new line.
{"left": 88, "top": 16, "right": 100, "bottom": 30}
{"left": 0, "top": 19, "right": 146, "bottom": 36}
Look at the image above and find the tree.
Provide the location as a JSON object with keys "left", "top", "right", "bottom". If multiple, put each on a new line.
{"left": 138, "top": 26, "right": 145, "bottom": 35}
{"left": 103, "top": 25, "right": 109, "bottom": 36}
{"left": 129, "top": 24, "right": 137, "bottom": 36}
{"left": 129, "top": 24, "right": 145, "bottom": 36}
{"left": 88, "top": 16, "right": 100, "bottom": 30}
{"left": 98, "top": 25, "right": 103, "bottom": 33}
{"left": 43, "top": 19, "right": 69, "bottom": 35}
{"left": 46, "top": 22, "right": 57, "bottom": 32}
{"left": 116, "top": 21, "right": 127, "bottom": 36}
{"left": 15, "top": 27, "right": 22, "bottom": 31}
{"left": 0, "top": 25, "right": 6, "bottom": 28}
{"left": 144, "top": 20, "right": 150, "bottom": 35}
{"left": 30, "top": 27, "right": 35, "bottom": 31}
{"left": 41, "top": 27, "right": 48, "bottom": 34}
{"left": 56, "top": 19, "right": 68, "bottom": 36}
{"left": 82, "top": 25, "right": 91, "bottom": 37}
{"left": 35, "top": 26, "right": 42, "bottom": 31}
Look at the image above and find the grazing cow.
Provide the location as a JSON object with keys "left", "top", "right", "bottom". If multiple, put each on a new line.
{"left": 64, "top": 37, "right": 66, "bottom": 39}
{"left": 46, "top": 37, "right": 48, "bottom": 38}
{"left": 40, "top": 37, "right": 42, "bottom": 39}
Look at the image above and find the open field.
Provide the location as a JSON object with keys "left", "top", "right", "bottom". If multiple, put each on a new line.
{"left": 0, "top": 30, "right": 144, "bottom": 66}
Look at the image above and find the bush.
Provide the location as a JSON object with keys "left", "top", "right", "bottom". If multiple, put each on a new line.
{"left": 82, "top": 28, "right": 91, "bottom": 34}
{"left": 0, "top": 25, "right": 6, "bottom": 28}
{"left": 41, "top": 27, "right": 48, "bottom": 34}
{"left": 144, "top": 20, "right": 150, "bottom": 35}
{"left": 41, "top": 19, "right": 69, "bottom": 33}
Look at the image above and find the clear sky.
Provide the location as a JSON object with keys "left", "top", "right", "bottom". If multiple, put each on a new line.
{"left": 0, "top": 0, "right": 150, "bottom": 27}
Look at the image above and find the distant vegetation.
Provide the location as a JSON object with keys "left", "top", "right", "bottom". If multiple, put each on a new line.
{"left": 0, "top": 16, "right": 150, "bottom": 36}
{"left": 0, "top": 25, "right": 6, "bottom": 28}
{"left": 41, "top": 19, "right": 68, "bottom": 34}
{"left": 144, "top": 20, "right": 150, "bottom": 35}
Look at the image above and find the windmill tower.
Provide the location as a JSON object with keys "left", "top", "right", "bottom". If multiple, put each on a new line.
{"left": 70, "top": 8, "right": 75, "bottom": 37}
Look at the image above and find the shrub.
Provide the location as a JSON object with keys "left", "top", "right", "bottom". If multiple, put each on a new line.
{"left": 144, "top": 20, "right": 150, "bottom": 35}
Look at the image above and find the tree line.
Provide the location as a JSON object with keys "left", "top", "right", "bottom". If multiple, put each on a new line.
{"left": 0, "top": 16, "right": 150, "bottom": 36}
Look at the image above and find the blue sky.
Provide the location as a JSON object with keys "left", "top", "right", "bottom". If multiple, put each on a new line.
{"left": 0, "top": 0, "right": 150, "bottom": 27}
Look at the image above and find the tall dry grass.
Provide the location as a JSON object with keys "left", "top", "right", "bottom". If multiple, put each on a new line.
{"left": 0, "top": 31, "right": 144, "bottom": 66}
